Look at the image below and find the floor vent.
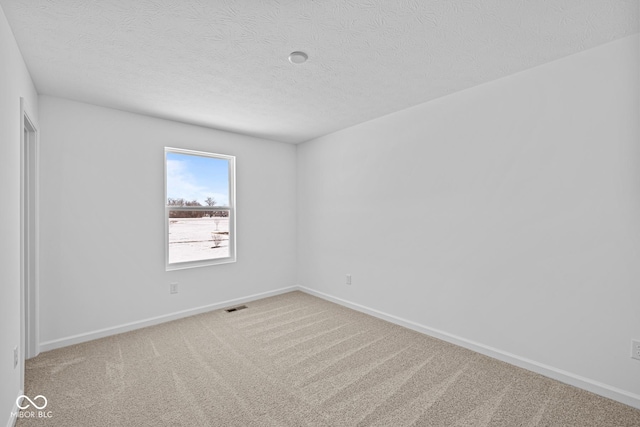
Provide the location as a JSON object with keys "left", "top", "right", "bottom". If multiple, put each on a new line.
{"left": 225, "top": 305, "right": 248, "bottom": 313}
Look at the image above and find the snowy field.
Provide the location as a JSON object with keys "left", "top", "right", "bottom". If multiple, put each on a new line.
{"left": 168, "top": 217, "right": 230, "bottom": 264}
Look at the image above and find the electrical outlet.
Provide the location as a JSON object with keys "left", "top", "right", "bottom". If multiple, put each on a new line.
{"left": 346, "top": 274, "right": 351, "bottom": 285}
{"left": 170, "top": 283, "right": 178, "bottom": 294}
{"left": 632, "top": 340, "right": 640, "bottom": 361}
{"left": 13, "top": 346, "right": 18, "bottom": 368}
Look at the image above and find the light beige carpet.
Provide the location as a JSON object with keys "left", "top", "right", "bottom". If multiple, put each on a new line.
{"left": 18, "top": 291, "right": 640, "bottom": 426}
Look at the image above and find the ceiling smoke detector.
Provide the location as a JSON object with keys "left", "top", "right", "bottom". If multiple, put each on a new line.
{"left": 288, "top": 51, "right": 308, "bottom": 64}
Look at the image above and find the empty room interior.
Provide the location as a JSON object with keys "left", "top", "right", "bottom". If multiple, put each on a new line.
{"left": 2, "top": 1, "right": 640, "bottom": 426}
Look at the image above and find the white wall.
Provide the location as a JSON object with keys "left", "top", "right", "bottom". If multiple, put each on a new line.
{"left": 298, "top": 35, "right": 640, "bottom": 404}
{"left": 37, "top": 96, "right": 297, "bottom": 347}
{"left": 0, "top": 4, "right": 39, "bottom": 426}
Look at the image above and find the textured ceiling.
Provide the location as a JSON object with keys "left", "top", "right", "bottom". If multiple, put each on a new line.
{"left": 1, "top": 1, "right": 638, "bottom": 143}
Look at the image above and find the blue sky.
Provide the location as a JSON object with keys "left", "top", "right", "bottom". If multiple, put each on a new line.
{"left": 166, "top": 152, "right": 230, "bottom": 206}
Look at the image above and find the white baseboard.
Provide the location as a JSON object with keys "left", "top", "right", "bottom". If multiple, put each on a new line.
{"left": 39, "top": 286, "right": 298, "bottom": 352}
{"left": 298, "top": 286, "right": 640, "bottom": 410}
{"left": 5, "top": 390, "right": 22, "bottom": 427}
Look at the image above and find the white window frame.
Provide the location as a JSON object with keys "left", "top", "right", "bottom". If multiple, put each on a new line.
{"left": 164, "top": 147, "right": 236, "bottom": 270}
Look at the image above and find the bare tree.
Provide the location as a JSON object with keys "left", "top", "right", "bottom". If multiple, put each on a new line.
{"left": 211, "top": 233, "right": 223, "bottom": 248}
{"left": 205, "top": 197, "right": 216, "bottom": 218}
{"left": 167, "top": 198, "right": 185, "bottom": 206}
{"left": 168, "top": 199, "right": 204, "bottom": 218}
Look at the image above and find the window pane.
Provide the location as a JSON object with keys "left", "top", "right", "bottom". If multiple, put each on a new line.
{"left": 168, "top": 213, "right": 230, "bottom": 264}
{"left": 166, "top": 152, "right": 230, "bottom": 208}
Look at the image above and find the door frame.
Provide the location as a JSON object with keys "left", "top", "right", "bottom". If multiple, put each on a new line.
{"left": 20, "top": 97, "right": 40, "bottom": 383}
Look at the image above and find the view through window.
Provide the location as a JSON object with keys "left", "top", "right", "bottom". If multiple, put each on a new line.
{"left": 165, "top": 148, "right": 236, "bottom": 269}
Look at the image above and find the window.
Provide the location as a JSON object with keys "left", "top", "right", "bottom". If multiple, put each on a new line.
{"left": 165, "top": 147, "right": 236, "bottom": 270}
